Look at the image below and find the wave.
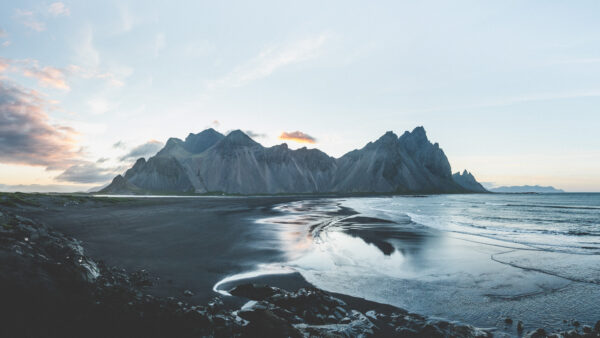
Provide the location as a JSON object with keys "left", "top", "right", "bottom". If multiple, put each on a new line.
{"left": 405, "top": 212, "right": 600, "bottom": 254}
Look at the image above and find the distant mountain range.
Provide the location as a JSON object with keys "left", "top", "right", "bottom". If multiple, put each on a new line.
{"left": 489, "top": 185, "right": 564, "bottom": 193}
{"left": 101, "top": 127, "right": 488, "bottom": 195}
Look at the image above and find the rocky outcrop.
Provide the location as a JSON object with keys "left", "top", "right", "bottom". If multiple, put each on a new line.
{"left": 453, "top": 170, "right": 488, "bottom": 193}
{"left": 230, "top": 283, "right": 492, "bottom": 337}
{"left": 102, "top": 127, "right": 485, "bottom": 195}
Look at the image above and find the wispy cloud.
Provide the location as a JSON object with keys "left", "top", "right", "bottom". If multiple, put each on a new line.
{"left": 67, "top": 65, "right": 126, "bottom": 87}
{"left": 48, "top": 2, "right": 70, "bottom": 16}
{"left": 0, "top": 79, "right": 80, "bottom": 170}
{"left": 279, "top": 131, "right": 317, "bottom": 144}
{"left": 15, "top": 9, "right": 46, "bottom": 32}
{"left": 23, "top": 66, "right": 69, "bottom": 90}
{"left": 210, "top": 33, "right": 331, "bottom": 88}
{"left": 1, "top": 58, "right": 125, "bottom": 90}
{"left": 0, "top": 58, "right": 9, "bottom": 72}
{"left": 113, "top": 141, "right": 126, "bottom": 149}
{"left": 120, "top": 140, "right": 164, "bottom": 161}
{"left": 245, "top": 130, "right": 267, "bottom": 139}
{"left": 56, "top": 161, "right": 119, "bottom": 183}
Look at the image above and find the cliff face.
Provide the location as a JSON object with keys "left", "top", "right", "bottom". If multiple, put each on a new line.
{"left": 101, "top": 127, "right": 485, "bottom": 195}
{"left": 331, "top": 128, "right": 462, "bottom": 193}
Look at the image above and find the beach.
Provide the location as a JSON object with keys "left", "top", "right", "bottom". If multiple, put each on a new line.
{"left": 1, "top": 193, "right": 599, "bottom": 337}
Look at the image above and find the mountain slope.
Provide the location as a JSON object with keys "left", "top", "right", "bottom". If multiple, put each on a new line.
{"left": 332, "top": 128, "right": 464, "bottom": 193}
{"left": 101, "top": 127, "right": 484, "bottom": 195}
{"left": 452, "top": 170, "right": 488, "bottom": 193}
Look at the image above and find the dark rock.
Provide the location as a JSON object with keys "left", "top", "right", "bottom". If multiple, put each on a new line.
{"left": 518, "top": 320, "right": 525, "bottom": 332}
{"left": 595, "top": 320, "right": 600, "bottom": 332}
{"left": 229, "top": 283, "right": 277, "bottom": 300}
{"left": 238, "top": 308, "right": 302, "bottom": 338}
{"left": 527, "top": 328, "right": 547, "bottom": 338}
{"left": 505, "top": 317, "right": 513, "bottom": 325}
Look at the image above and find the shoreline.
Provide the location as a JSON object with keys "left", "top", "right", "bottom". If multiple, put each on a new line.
{"left": 1, "top": 193, "right": 598, "bottom": 337}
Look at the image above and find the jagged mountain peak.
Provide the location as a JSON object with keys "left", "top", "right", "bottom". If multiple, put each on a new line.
{"left": 183, "top": 128, "right": 225, "bottom": 154}
{"left": 399, "top": 126, "right": 428, "bottom": 145}
{"left": 377, "top": 131, "right": 399, "bottom": 142}
{"left": 220, "top": 130, "right": 260, "bottom": 147}
{"left": 452, "top": 170, "right": 487, "bottom": 193}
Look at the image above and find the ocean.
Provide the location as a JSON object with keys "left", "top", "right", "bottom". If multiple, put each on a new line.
{"left": 249, "top": 193, "right": 600, "bottom": 333}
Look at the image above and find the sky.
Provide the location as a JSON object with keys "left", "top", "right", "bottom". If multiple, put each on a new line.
{"left": 1, "top": 0, "right": 599, "bottom": 192}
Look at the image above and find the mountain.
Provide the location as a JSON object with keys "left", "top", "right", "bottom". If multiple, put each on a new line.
{"left": 452, "top": 170, "right": 488, "bottom": 193}
{"left": 490, "top": 185, "right": 564, "bottom": 193}
{"left": 101, "top": 127, "right": 485, "bottom": 195}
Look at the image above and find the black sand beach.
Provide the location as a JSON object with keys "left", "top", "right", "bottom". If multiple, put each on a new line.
{"left": 1, "top": 193, "right": 598, "bottom": 337}
{"left": 20, "top": 195, "right": 311, "bottom": 305}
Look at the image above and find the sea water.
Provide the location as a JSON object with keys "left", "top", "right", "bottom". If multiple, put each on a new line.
{"left": 258, "top": 194, "right": 600, "bottom": 333}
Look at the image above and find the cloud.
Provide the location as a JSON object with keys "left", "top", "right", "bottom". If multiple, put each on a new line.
{"left": 279, "top": 131, "right": 317, "bottom": 144}
{"left": 120, "top": 140, "right": 164, "bottom": 161}
{"left": 0, "top": 29, "right": 7, "bottom": 38}
{"left": 15, "top": 9, "right": 46, "bottom": 32}
{"left": 56, "top": 161, "right": 118, "bottom": 183}
{"left": 245, "top": 130, "right": 267, "bottom": 139}
{"left": 211, "top": 33, "right": 330, "bottom": 88}
{"left": 2, "top": 41, "right": 11, "bottom": 47}
{"left": 112, "top": 141, "right": 126, "bottom": 149}
{"left": 67, "top": 64, "right": 127, "bottom": 87}
{"left": 0, "top": 183, "right": 92, "bottom": 193}
{"left": 23, "top": 66, "right": 69, "bottom": 90}
{"left": 0, "top": 79, "right": 80, "bottom": 169}
{"left": 0, "top": 58, "right": 9, "bottom": 72}
{"left": 48, "top": 2, "right": 70, "bottom": 16}
{"left": 0, "top": 58, "right": 126, "bottom": 89}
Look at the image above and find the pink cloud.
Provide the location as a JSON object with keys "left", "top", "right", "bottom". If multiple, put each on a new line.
{"left": 0, "top": 79, "right": 81, "bottom": 169}
{"left": 23, "top": 66, "right": 69, "bottom": 90}
{"left": 279, "top": 131, "right": 317, "bottom": 144}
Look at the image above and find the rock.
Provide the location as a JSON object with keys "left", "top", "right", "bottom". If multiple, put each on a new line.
{"left": 183, "top": 289, "right": 193, "bottom": 297}
{"left": 238, "top": 308, "right": 302, "bottom": 338}
{"left": 573, "top": 320, "right": 580, "bottom": 327}
{"left": 517, "top": 321, "right": 524, "bottom": 332}
{"left": 526, "top": 328, "right": 547, "bottom": 338}
{"left": 582, "top": 325, "right": 592, "bottom": 334}
{"left": 229, "top": 283, "right": 278, "bottom": 300}
{"left": 595, "top": 320, "right": 600, "bottom": 332}
{"left": 504, "top": 317, "right": 513, "bottom": 325}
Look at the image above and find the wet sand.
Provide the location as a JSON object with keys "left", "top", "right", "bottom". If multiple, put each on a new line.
{"left": 21, "top": 196, "right": 311, "bottom": 305}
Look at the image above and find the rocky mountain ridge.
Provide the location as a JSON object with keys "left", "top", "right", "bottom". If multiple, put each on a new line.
{"left": 102, "top": 127, "right": 487, "bottom": 195}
